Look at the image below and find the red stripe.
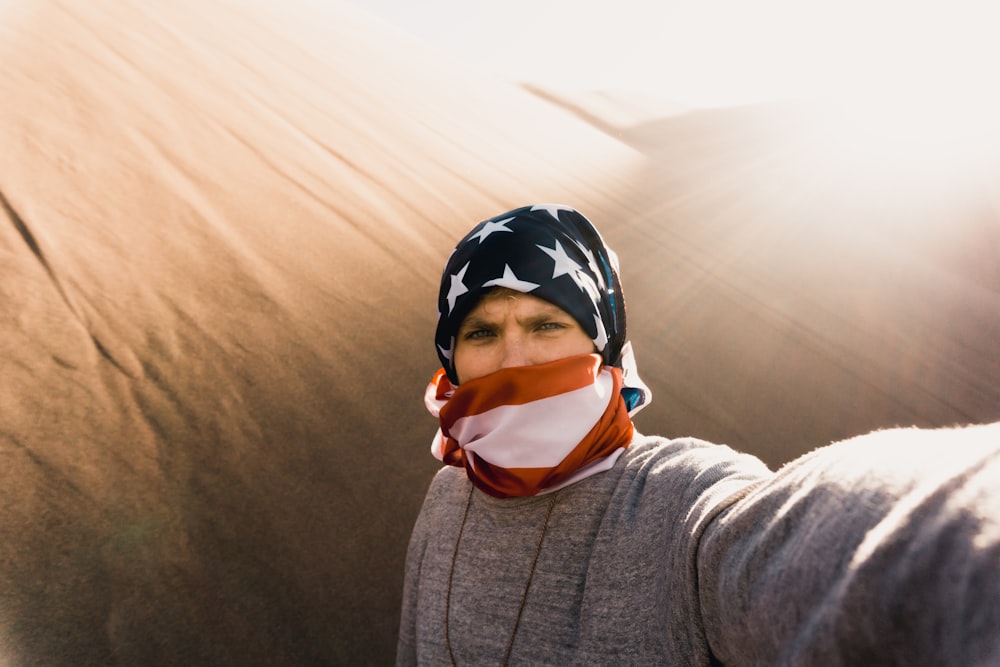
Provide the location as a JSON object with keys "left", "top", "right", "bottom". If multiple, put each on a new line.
{"left": 439, "top": 353, "right": 602, "bottom": 430}
{"left": 459, "top": 367, "right": 634, "bottom": 498}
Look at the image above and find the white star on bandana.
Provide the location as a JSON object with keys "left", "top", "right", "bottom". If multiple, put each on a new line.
{"left": 574, "top": 241, "right": 601, "bottom": 281}
{"left": 469, "top": 217, "right": 515, "bottom": 244}
{"left": 483, "top": 264, "right": 540, "bottom": 292}
{"left": 445, "top": 262, "right": 470, "bottom": 314}
{"left": 537, "top": 240, "right": 583, "bottom": 279}
{"left": 573, "top": 271, "right": 602, "bottom": 303}
{"left": 530, "top": 203, "right": 575, "bottom": 221}
{"left": 437, "top": 337, "right": 454, "bottom": 364}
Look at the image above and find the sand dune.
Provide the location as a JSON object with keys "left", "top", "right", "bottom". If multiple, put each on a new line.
{"left": 1, "top": 0, "right": 999, "bottom": 664}
{"left": 520, "top": 82, "right": 692, "bottom": 135}
{"left": 0, "top": 0, "right": 639, "bottom": 664}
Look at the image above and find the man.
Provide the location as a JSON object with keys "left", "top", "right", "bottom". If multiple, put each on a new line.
{"left": 397, "top": 204, "right": 1000, "bottom": 665}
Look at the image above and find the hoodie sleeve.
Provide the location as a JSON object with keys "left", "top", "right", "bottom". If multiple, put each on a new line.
{"left": 697, "top": 422, "right": 1000, "bottom": 666}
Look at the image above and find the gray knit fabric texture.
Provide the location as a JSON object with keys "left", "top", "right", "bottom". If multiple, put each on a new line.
{"left": 398, "top": 425, "right": 1000, "bottom": 666}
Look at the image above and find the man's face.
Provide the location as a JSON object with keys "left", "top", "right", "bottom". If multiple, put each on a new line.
{"left": 453, "top": 289, "right": 595, "bottom": 384}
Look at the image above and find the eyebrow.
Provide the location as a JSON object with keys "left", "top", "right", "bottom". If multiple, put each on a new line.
{"left": 458, "top": 307, "right": 571, "bottom": 332}
{"left": 457, "top": 315, "right": 496, "bottom": 333}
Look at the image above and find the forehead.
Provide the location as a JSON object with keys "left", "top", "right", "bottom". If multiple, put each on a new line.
{"left": 461, "top": 289, "right": 565, "bottom": 321}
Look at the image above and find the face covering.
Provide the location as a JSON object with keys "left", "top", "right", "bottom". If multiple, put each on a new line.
{"left": 425, "top": 354, "right": 634, "bottom": 498}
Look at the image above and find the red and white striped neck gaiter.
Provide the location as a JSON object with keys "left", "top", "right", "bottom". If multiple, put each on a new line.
{"left": 424, "top": 353, "right": 634, "bottom": 499}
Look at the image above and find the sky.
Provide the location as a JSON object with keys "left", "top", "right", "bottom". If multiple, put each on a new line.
{"left": 347, "top": 0, "right": 1000, "bottom": 111}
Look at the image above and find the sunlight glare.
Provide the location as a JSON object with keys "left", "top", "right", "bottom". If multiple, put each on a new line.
{"left": 788, "top": 0, "right": 1000, "bottom": 186}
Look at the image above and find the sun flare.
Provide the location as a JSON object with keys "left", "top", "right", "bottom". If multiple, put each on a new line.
{"left": 748, "top": 0, "right": 1000, "bottom": 192}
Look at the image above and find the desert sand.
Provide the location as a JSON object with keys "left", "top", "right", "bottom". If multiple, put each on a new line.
{"left": 1, "top": 0, "right": 998, "bottom": 664}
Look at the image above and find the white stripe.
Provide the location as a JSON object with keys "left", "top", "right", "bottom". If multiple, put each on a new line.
{"left": 448, "top": 369, "right": 615, "bottom": 468}
{"left": 540, "top": 448, "right": 626, "bottom": 494}
{"left": 430, "top": 427, "right": 446, "bottom": 460}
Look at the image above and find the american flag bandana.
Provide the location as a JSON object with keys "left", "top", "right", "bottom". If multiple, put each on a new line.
{"left": 426, "top": 205, "right": 652, "bottom": 497}
{"left": 425, "top": 354, "right": 634, "bottom": 498}
{"left": 434, "top": 204, "right": 651, "bottom": 414}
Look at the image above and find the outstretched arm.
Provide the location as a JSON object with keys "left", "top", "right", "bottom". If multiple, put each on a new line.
{"left": 698, "top": 422, "right": 1000, "bottom": 666}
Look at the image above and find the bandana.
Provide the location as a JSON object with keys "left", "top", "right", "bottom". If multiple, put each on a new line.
{"left": 434, "top": 204, "right": 651, "bottom": 414}
{"left": 425, "top": 354, "right": 634, "bottom": 498}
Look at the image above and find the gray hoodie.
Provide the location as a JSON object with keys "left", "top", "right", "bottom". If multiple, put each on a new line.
{"left": 397, "top": 424, "right": 1000, "bottom": 666}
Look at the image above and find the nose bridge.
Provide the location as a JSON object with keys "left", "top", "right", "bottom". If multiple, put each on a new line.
{"left": 499, "top": 326, "right": 527, "bottom": 369}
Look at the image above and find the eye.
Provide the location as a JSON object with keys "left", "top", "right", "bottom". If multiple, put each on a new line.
{"left": 536, "top": 321, "right": 567, "bottom": 332}
{"left": 463, "top": 328, "right": 495, "bottom": 340}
